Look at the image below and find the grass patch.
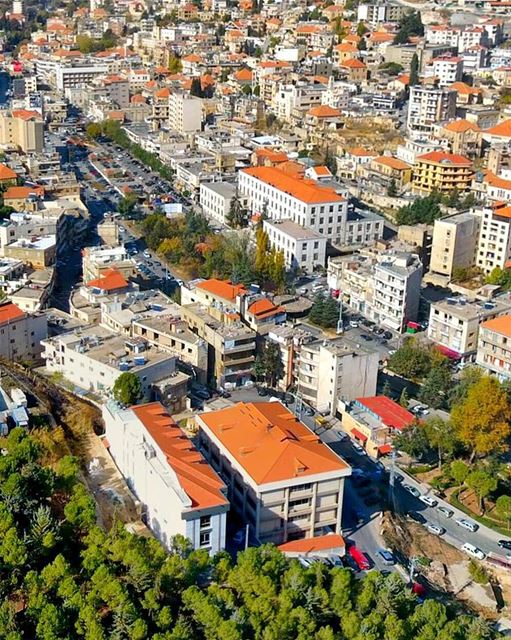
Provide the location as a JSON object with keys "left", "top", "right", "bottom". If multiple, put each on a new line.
{"left": 450, "top": 489, "right": 511, "bottom": 537}
{"left": 407, "top": 463, "right": 436, "bottom": 475}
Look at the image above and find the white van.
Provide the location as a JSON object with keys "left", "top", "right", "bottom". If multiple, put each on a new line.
{"left": 461, "top": 543, "right": 485, "bottom": 560}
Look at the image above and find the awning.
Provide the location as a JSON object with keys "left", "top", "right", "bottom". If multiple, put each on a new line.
{"left": 436, "top": 344, "right": 461, "bottom": 360}
{"left": 351, "top": 427, "right": 368, "bottom": 442}
{"left": 378, "top": 444, "right": 392, "bottom": 455}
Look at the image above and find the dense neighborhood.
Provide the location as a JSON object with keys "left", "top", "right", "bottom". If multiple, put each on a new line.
{"left": 2, "top": 0, "right": 511, "bottom": 636}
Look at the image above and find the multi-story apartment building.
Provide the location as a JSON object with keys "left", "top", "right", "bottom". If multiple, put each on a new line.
{"left": 428, "top": 295, "right": 511, "bottom": 362}
{"left": 196, "top": 401, "right": 351, "bottom": 544}
{"left": 103, "top": 401, "right": 229, "bottom": 553}
{"left": 0, "top": 109, "right": 44, "bottom": 153}
{"left": 41, "top": 326, "right": 177, "bottom": 400}
{"left": 263, "top": 219, "right": 327, "bottom": 272}
{"left": 168, "top": 92, "right": 203, "bottom": 134}
{"left": 0, "top": 212, "right": 58, "bottom": 251}
{"left": 327, "top": 251, "right": 423, "bottom": 332}
{"left": 4, "top": 235, "right": 56, "bottom": 269}
{"left": 131, "top": 315, "right": 209, "bottom": 384}
{"left": 181, "top": 303, "right": 256, "bottom": 388}
{"left": 199, "top": 182, "right": 237, "bottom": 226}
{"left": 339, "top": 395, "right": 414, "bottom": 458}
{"left": 181, "top": 278, "right": 246, "bottom": 312}
{"left": 55, "top": 62, "right": 109, "bottom": 91}
{"left": 412, "top": 151, "right": 473, "bottom": 195}
{"left": 429, "top": 211, "right": 481, "bottom": 279}
{"left": 0, "top": 301, "right": 47, "bottom": 361}
{"left": 476, "top": 314, "right": 511, "bottom": 380}
{"left": 82, "top": 245, "right": 138, "bottom": 282}
{"left": 266, "top": 324, "right": 315, "bottom": 390}
{"left": 357, "top": 2, "right": 406, "bottom": 24}
{"left": 431, "top": 56, "right": 463, "bottom": 86}
{"left": 273, "top": 82, "right": 324, "bottom": 123}
{"left": 239, "top": 166, "right": 348, "bottom": 242}
{"left": 297, "top": 336, "right": 379, "bottom": 414}
{"left": 407, "top": 86, "right": 457, "bottom": 135}
{"left": 476, "top": 203, "right": 511, "bottom": 274}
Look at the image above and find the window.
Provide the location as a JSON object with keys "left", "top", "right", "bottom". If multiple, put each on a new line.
{"left": 200, "top": 515, "right": 211, "bottom": 529}
{"left": 199, "top": 531, "right": 210, "bottom": 547}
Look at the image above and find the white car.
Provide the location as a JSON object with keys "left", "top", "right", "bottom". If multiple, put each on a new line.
{"left": 456, "top": 518, "right": 479, "bottom": 532}
{"left": 461, "top": 543, "right": 485, "bottom": 560}
{"left": 419, "top": 495, "right": 438, "bottom": 508}
{"left": 349, "top": 321, "right": 359, "bottom": 328}
{"left": 143, "top": 250, "right": 151, "bottom": 259}
{"left": 427, "top": 524, "right": 445, "bottom": 536}
{"left": 352, "top": 442, "right": 367, "bottom": 455}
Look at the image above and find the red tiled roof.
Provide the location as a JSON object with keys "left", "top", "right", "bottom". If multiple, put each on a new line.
{"left": 4, "top": 185, "right": 44, "bottom": 199}
{"left": 196, "top": 278, "right": 247, "bottom": 302}
{"left": 0, "top": 302, "right": 25, "bottom": 326}
{"left": 416, "top": 151, "right": 472, "bottom": 166}
{"left": 198, "top": 402, "right": 349, "bottom": 485}
{"left": 0, "top": 164, "right": 17, "bottom": 180}
{"left": 356, "top": 396, "right": 415, "bottom": 431}
{"left": 132, "top": 403, "right": 228, "bottom": 510}
{"left": 485, "top": 119, "right": 511, "bottom": 138}
{"left": 247, "top": 298, "right": 284, "bottom": 319}
{"left": 11, "top": 109, "right": 41, "bottom": 120}
{"left": 86, "top": 268, "right": 128, "bottom": 292}
{"left": 278, "top": 533, "right": 345, "bottom": 554}
{"left": 481, "top": 315, "right": 511, "bottom": 338}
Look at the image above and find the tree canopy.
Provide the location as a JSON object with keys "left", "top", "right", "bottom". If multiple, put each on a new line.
{"left": 393, "top": 11, "right": 424, "bottom": 44}
{"left": 112, "top": 372, "right": 142, "bottom": 406}
{"left": 395, "top": 194, "right": 443, "bottom": 226}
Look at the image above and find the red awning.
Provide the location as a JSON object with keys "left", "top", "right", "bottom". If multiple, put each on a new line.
{"left": 436, "top": 344, "right": 461, "bottom": 360}
{"left": 378, "top": 443, "right": 392, "bottom": 455}
{"left": 351, "top": 428, "right": 368, "bottom": 442}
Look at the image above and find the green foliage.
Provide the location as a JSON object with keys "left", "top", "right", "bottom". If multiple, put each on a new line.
{"left": 112, "top": 372, "right": 142, "bottom": 406}
{"left": 225, "top": 192, "right": 247, "bottom": 229}
{"left": 387, "top": 339, "right": 440, "bottom": 379}
{"left": 76, "top": 30, "right": 118, "bottom": 54}
{"left": 309, "top": 293, "right": 340, "bottom": 328}
{"left": 410, "top": 52, "right": 419, "bottom": 86}
{"left": 466, "top": 469, "right": 498, "bottom": 512}
{"left": 419, "top": 362, "right": 452, "bottom": 409}
{"left": 393, "top": 420, "right": 430, "bottom": 460}
{"left": 486, "top": 266, "right": 511, "bottom": 290}
{"left": 468, "top": 560, "right": 490, "bottom": 584}
{"left": 393, "top": 11, "right": 424, "bottom": 44}
{"left": 118, "top": 192, "right": 139, "bottom": 218}
{"left": 450, "top": 459, "right": 470, "bottom": 485}
{"left": 257, "top": 341, "right": 285, "bottom": 388}
{"left": 395, "top": 194, "right": 442, "bottom": 226}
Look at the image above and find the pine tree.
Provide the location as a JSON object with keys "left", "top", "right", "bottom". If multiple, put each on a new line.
{"left": 410, "top": 52, "right": 419, "bottom": 86}
{"left": 309, "top": 294, "right": 326, "bottom": 325}
{"left": 263, "top": 342, "right": 285, "bottom": 388}
{"left": 321, "top": 296, "right": 340, "bottom": 328}
{"left": 382, "top": 380, "right": 392, "bottom": 397}
{"left": 190, "top": 77, "right": 202, "bottom": 97}
{"left": 387, "top": 178, "right": 398, "bottom": 197}
{"left": 399, "top": 388, "right": 409, "bottom": 408}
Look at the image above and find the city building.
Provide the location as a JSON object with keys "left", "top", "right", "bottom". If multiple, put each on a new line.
{"left": 476, "top": 203, "right": 511, "bottom": 274}
{"left": 412, "top": 151, "right": 473, "bottom": 195}
{"left": 168, "top": 92, "right": 203, "bottom": 134}
{"left": 3, "top": 235, "right": 56, "bottom": 269}
{"left": 429, "top": 212, "right": 481, "bottom": 279}
{"left": 199, "top": 182, "right": 238, "bottom": 226}
{"left": 428, "top": 295, "right": 511, "bottom": 362}
{"left": 0, "top": 301, "right": 47, "bottom": 361}
{"left": 263, "top": 219, "right": 327, "bottom": 272}
{"left": 0, "top": 109, "right": 44, "bottom": 153}
{"left": 297, "top": 336, "right": 379, "bottom": 414}
{"left": 476, "top": 315, "right": 511, "bottom": 380}
{"left": 407, "top": 86, "right": 457, "bottom": 136}
{"left": 103, "top": 401, "right": 229, "bottom": 553}
{"left": 196, "top": 401, "right": 351, "bottom": 544}
{"left": 339, "top": 395, "right": 415, "bottom": 458}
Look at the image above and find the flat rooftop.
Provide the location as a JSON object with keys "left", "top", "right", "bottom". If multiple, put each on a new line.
{"left": 265, "top": 219, "right": 323, "bottom": 240}
{"left": 432, "top": 294, "right": 511, "bottom": 320}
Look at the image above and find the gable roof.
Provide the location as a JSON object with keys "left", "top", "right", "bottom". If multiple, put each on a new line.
{"left": 4, "top": 185, "right": 44, "bottom": 199}
{"left": 372, "top": 156, "right": 411, "bottom": 171}
{"left": 198, "top": 402, "right": 349, "bottom": 485}
{"left": 247, "top": 297, "right": 284, "bottom": 319}
{"left": 132, "top": 403, "right": 228, "bottom": 510}
{"left": 341, "top": 58, "right": 366, "bottom": 69}
{"left": 0, "top": 164, "right": 17, "bottom": 180}
{"left": 485, "top": 119, "right": 511, "bottom": 138}
{"left": 242, "top": 166, "right": 343, "bottom": 205}
{"left": 278, "top": 533, "right": 345, "bottom": 554}
{"left": 443, "top": 119, "right": 480, "bottom": 133}
{"left": 86, "top": 268, "right": 128, "bottom": 292}
{"left": 481, "top": 315, "right": 511, "bottom": 338}
{"left": 416, "top": 151, "right": 472, "bottom": 166}
{"left": 356, "top": 396, "right": 415, "bottom": 431}
{"left": 11, "top": 109, "right": 41, "bottom": 120}
{"left": 196, "top": 278, "right": 247, "bottom": 302}
{"left": 307, "top": 104, "right": 341, "bottom": 118}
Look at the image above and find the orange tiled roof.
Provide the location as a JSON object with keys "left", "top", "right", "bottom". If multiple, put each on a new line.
{"left": 132, "top": 403, "right": 228, "bottom": 510}
{"left": 278, "top": 533, "right": 345, "bottom": 554}
{"left": 449, "top": 81, "right": 482, "bottom": 96}
{"left": 198, "top": 402, "right": 349, "bottom": 485}
{"left": 481, "top": 315, "right": 511, "bottom": 338}
{"left": 0, "top": 302, "right": 25, "bottom": 326}
{"left": 312, "top": 165, "right": 332, "bottom": 177}
{"left": 335, "top": 42, "right": 358, "bottom": 52}
{"left": 443, "top": 119, "right": 480, "bottom": 133}
{"left": 395, "top": 73, "right": 410, "bottom": 85}
{"left": 255, "top": 147, "right": 288, "bottom": 163}
{"left": 372, "top": 155, "right": 411, "bottom": 171}
{"left": 87, "top": 268, "right": 128, "bottom": 292}
{"left": 234, "top": 67, "right": 253, "bottom": 81}
{"left": 485, "top": 171, "right": 511, "bottom": 190}
{"left": 183, "top": 54, "right": 202, "bottom": 63}
{"left": 348, "top": 146, "right": 375, "bottom": 156}
{"left": 155, "top": 87, "right": 171, "bottom": 99}
{"left": 12, "top": 109, "right": 40, "bottom": 120}
{"left": 486, "top": 119, "right": 511, "bottom": 138}
{"left": 307, "top": 104, "right": 341, "bottom": 118}
{"left": 341, "top": 58, "right": 366, "bottom": 69}
{"left": 416, "top": 151, "right": 472, "bottom": 166}
{"left": 0, "top": 164, "right": 17, "bottom": 180}
{"left": 196, "top": 278, "right": 247, "bottom": 302}
{"left": 4, "top": 185, "right": 44, "bottom": 199}
{"left": 130, "top": 94, "right": 146, "bottom": 103}
{"left": 242, "top": 166, "right": 343, "bottom": 204}
{"left": 296, "top": 24, "right": 322, "bottom": 34}
{"left": 247, "top": 298, "right": 284, "bottom": 319}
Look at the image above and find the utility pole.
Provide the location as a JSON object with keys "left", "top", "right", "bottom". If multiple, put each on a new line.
{"left": 336, "top": 298, "right": 343, "bottom": 335}
{"left": 388, "top": 447, "right": 397, "bottom": 506}
{"left": 409, "top": 556, "right": 417, "bottom": 583}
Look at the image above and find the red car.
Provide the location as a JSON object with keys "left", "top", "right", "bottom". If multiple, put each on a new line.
{"left": 348, "top": 545, "right": 370, "bottom": 571}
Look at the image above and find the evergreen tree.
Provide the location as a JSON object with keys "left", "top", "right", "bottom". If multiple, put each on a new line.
{"left": 387, "top": 178, "right": 398, "bottom": 197}
{"left": 382, "top": 380, "right": 392, "bottom": 397}
{"left": 399, "top": 388, "right": 409, "bottom": 408}
{"left": 190, "top": 77, "right": 202, "bottom": 97}
{"left": 226, "top": 192, "right": 246, "bottom": 229}
{"left": 410, "top": 52, "right": 419, "bottom": 86}
{"left": 263, "top": 342, "right": 285, "bottom": 388}
{"left": 322, "top": 296, "right": 340, "bottom": 328}
{"left": 309, "top": 293, "right": 326, "bottom": 325}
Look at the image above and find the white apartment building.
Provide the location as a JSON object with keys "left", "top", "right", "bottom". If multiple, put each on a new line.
{"left": 321, "top": 79, "right": 356, "bottom": 110}
{"left": 168, "top": 92, "right": 203, "bottom": 134}
{"left": 238, "top": 166, "right": 348, "bottom": 243}
{"left": 0, "top": 301, "right": 47, "bottom": 361}
{"left": 55, "top": 63, "right": 109, "bottom": 91}
{"left": 328, "top": 251, "right": 423, "bottom": 332}
{"left": 103, "top": 401, "right": 229, "bottom": 553}
{"left": 429, "top": 211, "right": 481, "bottom": 279}
{"left": 297, "top": 337, "right": 379, "bottom": 414}
{"left": 263, "top": 219, "right": 327, "bottom": 272}
{"left": 41, "top": 325, "right": 177, "bottom": 400}
{"left": 407, "top": 86, "right": 457, "bottom": 135}
{"left": 199, "top": 182, "right": 237, "bottom": 226}
{"left": 431, "top": 57, "right": 463, "bottom": 86}
{"left": 0, "top": 212, "right": 58, "bottom": 252}
{"left": 476, "top": 315, "right": 511, "bottom": 380}
{"left": 476, "top": 203, "right": 511, "bottom": 274}
{"left": 196, "top": 402, "right": 351, "bottom": 544}
{"left": 273, "top": 83, "right": 324, "bottom": 122}
{"left": 428, "top": 295, "right": 511, "bottom": 361}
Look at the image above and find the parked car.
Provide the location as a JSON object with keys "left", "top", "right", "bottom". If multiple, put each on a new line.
{"left": 498, "top": 540, "right": 511, "bottom": 550}
{"left": 376, "top": 548, "right": 395, "bottom": 566}
{"left": 427, "top": 524, "right": 445, "bottom": 536}
{"left": 403, "top": 484, "right": 420, "bottom": 498}
{"left": 419, "top": 495, "right": 438, "bottom": 507}
{"left": 437, "top": 506, "right": 454, "bottom": 518}
{"left": 143, "top": 250, "right": 151, "bottom": 258}
{"left": 394, "top": 473, "right": 404, "bottom": 484}
{"left": 456, "top": 518, "right": 478, "bottom": 532}
{"left": 383, "top": 331, "right": 393, "bottom": 340}
{"left": 461, "top": 543, "right": 485, "bottom": 560}
{"left": 349, "top": 320, "right": 359, "bottom": 328}
{"left": 348, "top": 545, "right": 370, "bottom": 571}
{"left": 257, "top": 387, "right": 268, "bottom": 396}
{"left": 407, "top": 511, "right": 427, "bottom": 525}
{"left": 352, "top": 442, "right": 367, "bottom": 455}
